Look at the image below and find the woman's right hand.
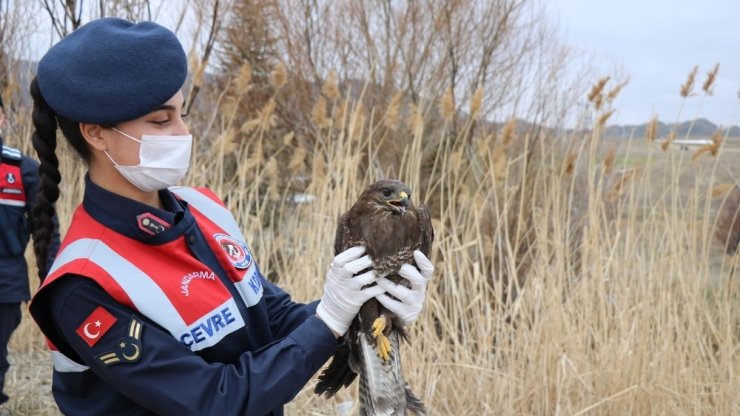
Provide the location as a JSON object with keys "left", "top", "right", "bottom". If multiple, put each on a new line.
{"left": 315, "top": 246, "right": 384, "bottom": 337}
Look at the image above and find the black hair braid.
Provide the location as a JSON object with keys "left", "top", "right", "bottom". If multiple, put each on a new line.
{"left": 29, "top": 78, "right": 62, "bottom": 281}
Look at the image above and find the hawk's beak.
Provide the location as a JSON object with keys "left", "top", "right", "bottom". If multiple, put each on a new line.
{"left": 389, "top": 191, "right": 410, "bottom": 212}
{"left": 399, "top": 191, "right": 409, "bottom": 207}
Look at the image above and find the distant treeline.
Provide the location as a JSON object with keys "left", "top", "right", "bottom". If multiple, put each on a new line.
{"left": 604, "top": 118, "right": 740, "bottom": 139}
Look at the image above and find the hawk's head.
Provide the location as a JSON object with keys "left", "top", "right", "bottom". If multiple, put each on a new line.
{"left": 360, "top": 179, "right": 413, "bottom": 215}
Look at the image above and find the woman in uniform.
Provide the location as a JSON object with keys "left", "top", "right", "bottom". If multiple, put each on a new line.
{"left": 28, "top": 17, "right": 432, "bottom": 415}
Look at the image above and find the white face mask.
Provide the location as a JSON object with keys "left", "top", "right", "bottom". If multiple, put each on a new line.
{"left": 105, "top": 127, "right": 193, "bottom": 192}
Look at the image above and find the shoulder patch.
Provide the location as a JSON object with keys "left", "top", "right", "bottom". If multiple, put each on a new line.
{"left": 214, "top": 233, "right": 253, "bottom": 269}
{"left": 96, "top": 316, "right": 144, "bottom": 365}
{"left": 1, "top": 145, "right": 22, "bottom": 161}
{"left": 76, "top": 306, "right": 117, "bottom": 347}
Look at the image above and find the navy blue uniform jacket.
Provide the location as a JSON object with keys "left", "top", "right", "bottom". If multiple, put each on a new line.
{"left": 31, "top": 178, "right": 337, "bottom": 415}
{"left": 0, "top": 139, "right": 60, "bottom": 302}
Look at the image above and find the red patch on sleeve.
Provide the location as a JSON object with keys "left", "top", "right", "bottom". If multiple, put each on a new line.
{"left": 75, "top": 306, "right": 117, "bottom": 347}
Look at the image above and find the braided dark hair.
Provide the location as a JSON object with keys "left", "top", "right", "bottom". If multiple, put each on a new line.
{"left": 29, "top": 77, "right": 90, "bottom": 280}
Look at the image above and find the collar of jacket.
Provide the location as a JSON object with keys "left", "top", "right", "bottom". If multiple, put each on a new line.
{"left": 82, "top": 174, "right": 192, "bottom": 245}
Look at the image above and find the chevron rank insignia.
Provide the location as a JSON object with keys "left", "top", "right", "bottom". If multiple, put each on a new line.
{"left": 96, "top": 316, "right": 143, "bottom": 366}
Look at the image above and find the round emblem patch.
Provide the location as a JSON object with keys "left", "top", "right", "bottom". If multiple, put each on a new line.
{"left": 214, "top": 233, "right": 252, "bottom": 269}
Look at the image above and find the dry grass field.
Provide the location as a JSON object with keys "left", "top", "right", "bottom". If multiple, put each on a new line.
{"left": 1, "top": 84, "right": 738, "bottom": 415}
{"left": 1, "top": 5, "right": 738, "bottom": 411}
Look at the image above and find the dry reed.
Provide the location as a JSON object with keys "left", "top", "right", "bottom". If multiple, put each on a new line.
{"left": 680, "top": 65, "right": 698, "bottom": 98}
{"left": 702, "top": 63, "right": 720, "bottom": 96}
{"left": 3, "top": 65, "right": 738, "bottom": 416}
{"left": 587, "top": 77, "right": 610, "bottom": 110}
{"left": 646, "top": 114, "right": 659, "bottom": 141}
{"left": 439, "top": 88, "right": 455, "bottom": 122}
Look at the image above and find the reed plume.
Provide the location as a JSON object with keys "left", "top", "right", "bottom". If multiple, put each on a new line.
{"left": 270, "top": 61, "right": 287, "bottom": 89}
{"left": 407, "top": 103, "right": 424, "bottom": 136}
{"left": 587, "top": 77, "right": 610, "bottom": 110}
{"left": 322, "top": 70, "right": 340, "bottom": 101}
{"left": 597, "top": 109, "right": 616, "bottom": 127}
{"left": 469, "top": 86, "right": 484, "bottom": 118}
{"left": 439, "top": 88, "right": 455, "bottom": 122}
{"left": 607, "top": 169, "right": 635, "bottom": 202}
{"left": 311, "top": 96, "right": 330, "bottom": 129}
{"left": 691, "top": 130, "right": 723, "bottom": 161}
{"left": 680, "top": 65, "right": 698, "bottom": 97}
{"left": 660, "top": 131, "right": 677, "bottom": 151}
{"left": 702, "top": 63, "right": 720, "bottom": 95}
{"left": 603, "top": 146, "right": 617, "bottom": 174}
{"left": 500, "top": 118, "right": 517, "bottom": 147}
{"left": 606, "top": 78, "right": 629, "bottom": 101}
{"left": 384, "top": 92, "right": 404, "bottom": 131}
{"left": 646, "top": 115, "right": 659, "bottom": 141}
{"left": 235, "top": 62, "right": 253, "bottom": 93}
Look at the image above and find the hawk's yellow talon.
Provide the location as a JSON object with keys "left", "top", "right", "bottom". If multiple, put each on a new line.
{"left": 371, "top": 316, "right": 386, "bottom": 337}
{"left": 377, "top": 333, "right": 391, "bottom": 361}
{"left": 371, "top": 316, "right": 392, "bottom": 361}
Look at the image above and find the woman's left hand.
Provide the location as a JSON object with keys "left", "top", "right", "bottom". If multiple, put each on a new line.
{"left": 375, "top": 250, "right": 434, "bottom": 324}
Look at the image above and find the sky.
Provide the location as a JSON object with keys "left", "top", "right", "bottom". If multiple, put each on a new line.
{"left": 548, "top": 0, "right": 740, "bottom": 127}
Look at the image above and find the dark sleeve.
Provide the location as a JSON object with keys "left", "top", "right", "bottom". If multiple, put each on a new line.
{"left": 260, "top": 273, "right": 320, "bottom": 339}
{"left": 47, "top": 275, "right": 337, "bottom": 416}
{"left": 21, "top": 155, "right": 61, "bottom": 272}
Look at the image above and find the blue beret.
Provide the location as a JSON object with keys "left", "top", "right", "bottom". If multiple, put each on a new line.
{"left": 37, "top": 18, "right": 187, "bottom": 125}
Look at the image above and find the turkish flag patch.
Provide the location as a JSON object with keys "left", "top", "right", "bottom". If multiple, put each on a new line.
{"left": 76, "top": 306, "right": 117, "bottom": 347}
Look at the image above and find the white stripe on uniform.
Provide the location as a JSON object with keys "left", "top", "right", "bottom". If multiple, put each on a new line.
{"left": 0, "top": 198, "right": 25, "bottom": 207}
{"left": 170, "top": 187, "right": 245, "bottom": 241}
{"left": 50, "top": 239, "right": 190, "bottom": 340}
{"left": 51, "top": 350, "right": 89, "bottom": 372}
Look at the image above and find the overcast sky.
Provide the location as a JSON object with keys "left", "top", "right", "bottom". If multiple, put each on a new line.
{"left": 548, "top": 0, "right": 740, "bottom": 127}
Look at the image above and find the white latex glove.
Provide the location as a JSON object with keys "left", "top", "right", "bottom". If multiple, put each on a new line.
{"left": 376, "top": 250, "right": 434, "bottom": 324}
{"left": 316, "top": 246, "right": 385, "bottom": 336}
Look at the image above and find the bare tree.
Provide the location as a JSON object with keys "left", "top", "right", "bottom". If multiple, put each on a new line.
{"left": 183, "top": 0, "right": 224, "bottom": 115}
{"left": 40, "top": 0, "right": 83, "bottom": 38}
{"left": 99, "top": 0, "right": 153, "bottom": 21}
{"left": 218, "top": 0, "right": 278, "bottom": 78}
{"left": 0, "top": 1, "right": 42, "bottom": 114}
{"left": 207, "top": 0, "right": 578, "bottom": 175}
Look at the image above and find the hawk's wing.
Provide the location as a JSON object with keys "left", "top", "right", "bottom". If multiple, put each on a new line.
{"left": 417, "top": 204, "right": 434, "bottom": 258}
{"left": 315, "top": 211, "right": 360, "bottom": 397}
{"left": 334, "top": 211, "right": 352, "bottom": 255}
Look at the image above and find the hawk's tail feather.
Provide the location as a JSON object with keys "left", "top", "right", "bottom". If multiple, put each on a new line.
{"left": 405, "top": 385, "right": 427, "bottom": 415}
{"left": 314, "top": 344, "right": 357, "bottom": 397}
{"left": 357, "top": 329, "right": 426, "bottom": 416}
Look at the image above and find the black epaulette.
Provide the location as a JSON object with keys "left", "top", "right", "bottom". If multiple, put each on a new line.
{"left": 1, "top": 145, "right": 22, "bottom": 166}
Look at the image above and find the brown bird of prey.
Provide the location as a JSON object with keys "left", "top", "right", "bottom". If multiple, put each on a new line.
{"left": 315, "top": 179, "right": 433, "bottom": 415}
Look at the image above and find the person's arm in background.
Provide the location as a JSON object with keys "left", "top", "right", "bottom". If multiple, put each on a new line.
{"left": 21, "top": 155, "right": 61, "bottom": 275}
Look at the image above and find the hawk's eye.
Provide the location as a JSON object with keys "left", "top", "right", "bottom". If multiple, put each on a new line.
{"left": 382, "top": 189, "right": 393, "bottom": 198}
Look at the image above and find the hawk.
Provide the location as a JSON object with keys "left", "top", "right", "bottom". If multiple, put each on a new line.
{"left": 315, "top": 179, "right": 433, "bottom": 415}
